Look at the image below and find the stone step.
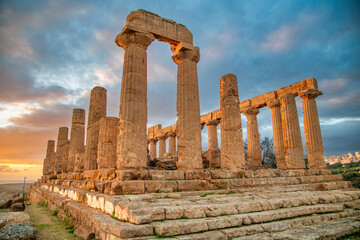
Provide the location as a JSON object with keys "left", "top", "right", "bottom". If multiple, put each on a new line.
{"left": 39, "top": 173, "right": 346, "bottom": 194}
{"left": 150, "top": 203, "right": 348, "bottom": 236}
{"left": 34, "top": 181, "right": 360, "bottom": 224}
{"left": 232, "top": 216, "right": 360, "bottom": 240}
{"left": 129, "top": 212, "right": 360, "bottom": 240}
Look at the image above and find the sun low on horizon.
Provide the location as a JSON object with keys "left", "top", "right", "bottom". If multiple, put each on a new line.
{"left": 0, "top": 0, "right": 360, "bottom": 181}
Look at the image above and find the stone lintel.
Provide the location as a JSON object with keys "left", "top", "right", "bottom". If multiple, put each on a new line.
{"left": 124, "top": 9, "right": 193, "bottom": 45}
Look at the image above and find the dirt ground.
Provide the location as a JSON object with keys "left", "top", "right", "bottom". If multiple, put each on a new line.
{"left": 25, "top": 202, "right": 83, "bottom": 240}
{"left": 0, "top": 183, "right": 33, "bottom": 194}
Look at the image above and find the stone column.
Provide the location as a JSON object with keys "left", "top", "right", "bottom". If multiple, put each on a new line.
{"left": 74, "top": 153, "right": 84, "bottom": 173}
{"left": 267, "top": 100, "right": 286, "bottom": 170}
{"left": 149, "top": 138, "right": 157, "bottom": 160}
{"left": 172, "top": 44, "right": 203, "bottom": 170}
{"left": 243, "top": 107, "right": 262, "bottom": 169}
{"left": 54, "top": 127, "right": 68, "bottom": 174}
{"left": 206, "top": 119, "right": 219, "bottom": 150}
{"left": 167, "top": 131, "right": 177, "bottom": 156}
{"left": 280, "top": 93, "right": 305, "bottom": 169}
{"left": 157, "top": 135, "right": 167, "bottom": 158}
{"left": 220, "top": 74, "right": 245, "bottom": 170}
{"left": 84, "top": 87, "right": 107, "bottom": 171}
{"left": 43, "top": 140, "right": 55, "bottom": 175}
{"left": 97, "top": 117, "right": 119, "bottom": 169}
{"left": 299, "top": 89, "right": 326, "bottom": 169}
{"left": 67, "top": 109, "right": 85, "bottom": 173}
{"left": 115, "top": 30, "right": 155, "bottom": 170}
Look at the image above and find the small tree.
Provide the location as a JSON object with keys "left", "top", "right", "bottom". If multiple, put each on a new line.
{"left": 260, "top": 137, "right": 277, "bottom": 168}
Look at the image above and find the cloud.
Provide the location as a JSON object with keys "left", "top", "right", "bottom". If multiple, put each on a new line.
{"left": 319, "top": 78, "right": 350, "bottom": 93}
{"left": 0, "top": 165, "right": 20, "bottom": 173}
{"left": 320, "top": 117, "right": 360, "bottom": 126}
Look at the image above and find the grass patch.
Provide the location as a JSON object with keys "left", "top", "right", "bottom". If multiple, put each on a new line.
{"left": 154, "top": 234, "right": 178, "bottom": 238}
{"left": 337, "top": 231, "right": 360, "bottom": 239}
{"left": 179, "top": 216, "right": 188, "bottom": 220}
{"left": 176, "top": 204, "right": 179, "bottom": 206}
{"left": 200, "top": 193, "right": 215, "bottom": 197}
{"left": 36, "top": 223, "right": 52, "bottom": 230}
{"left": 52, "top": 209, "right": 59, "bottom": 216}
{"left": 327, "top": 162, "right": 360, "bottom": 188}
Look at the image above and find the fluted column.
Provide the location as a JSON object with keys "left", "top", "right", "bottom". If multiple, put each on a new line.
{"left": 280, "top": 93, "right": 305, "bottom": 169}
{"left": 67, "top": 109, "right": 85, "bottom": 173}
{"left": 84, "top": 87, "right": 107, "bottom": 171}
{"left": 115, "top": 30, "right": 155, "bottom": 170}
{"left": 172, "top": 44, "right": 203, "bottom": 170}
{"left": 149, "top": 138, "right": 158, "bottom": 160}
{"left": 206, "top": 119, "right": 219, "bottom": 150}
{"left": 54, "top": 127, "right": 68, "bottom": 174}
{"left": 167, "top": 131, "right": 176, "bottom": 156}
{"left": 299, "top": 89, "right": 326, "bottom": 169}
{"left": 220, "top": 74, "right": 245, "bottom": 170}
{"left": 43, "top": 140, "right": 55, "bottom": 175}
{"left": 157, "top": 135, "right": 167, "bottom": 158}
{"left": 267, "top": 100, "right": 286, "bottom": 169}
{"left": 243, "top": 107, "right": 262, "bottom": 169}
{"left": 97, "top": 117, "right": 119, "bottom": 169}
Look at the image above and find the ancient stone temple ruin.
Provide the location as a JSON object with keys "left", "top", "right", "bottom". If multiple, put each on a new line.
{"left": 29, "top": 9, "right": 360, "bottom": 240}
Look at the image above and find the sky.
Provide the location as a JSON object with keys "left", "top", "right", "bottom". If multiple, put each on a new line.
{"left": 0, "top": 0, "right": 359, "bottom": 181}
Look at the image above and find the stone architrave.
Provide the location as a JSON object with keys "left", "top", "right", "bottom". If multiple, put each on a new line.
{"left": 172, "top": 44, "right": 203, "bottom": 170}
{"left": 157, "top": 135, "right": 167, "bottom": 158}
{"left": 84, "top": 87, "right": 107, "bottom": 171}
{"left": 67, "top": 109, "right": 85, "bottom": 173}
{"left": 267, "top": 99, "right": 286, "bottom": 170}
{"left": 167, "top": 131, "right": 176, "bottom": 156}
{"left": 280, "top": 93, "right": 305, "bottom": 169}
{"left": 149, "top": 138, "right": 158, "bottom": 160}
{"left": 243, "top": 107, "right": 262, "bottom": 169}
{"left": 299, "top": 89, "right": 326, "bottom": 169}
{"left": 115, "top": 30, "right": 155, "bottom": 170}
{"left": 43, "top": 140, "right": 55, "bottom": 175}
{"left": 97, "top": 117, "right": 119, "bottom": 169}
{"left": 54, "top": 127, "right": 68, "bottom": 174}
{"left": 220, "top": 74, "right": 245, "bottom": 170}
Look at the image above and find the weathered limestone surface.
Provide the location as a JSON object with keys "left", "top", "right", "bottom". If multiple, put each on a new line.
{"left": 299, "top": 89, "right": 326, "bottom": 169}
{"left": 43, "top": 140, "right": 55, "bottom": 175}
{"left": 172, "top": 44, "right": 203, "bottom": 170}
{"left": 116, "top": 30, "right": 154, "bottom": 170}
{"left": 149, "top": 138, "right": 157, "bottom": 160}
{"left": 167, "top": 131, "right": 176, "bottom": 156}
{"left": 84, "top": 87, "right": 107, "bottom": 171}
{"left": 68, "top": 109, "right": 85, "bottom": 173}
{"left": 280, "top": 93, "right": 305, "bottom": 169}
{"left": 54, "top": 127, "right": 68, "bottom": 174}
{"left": 243, "top": 107, "right": 262, "bottom": 169}
{"left": 220, "top": 74, "right": 245, "bottom": 170}
{"left": 74, "top": 153, "right": 85, "bottom": 173}
{"left": 206, "top": 119, "right": 219, "bottom": 150}
{"left": 97, "top": 117, "right": 119, "bottom": 169}
{"left": 124, "top": 9, "right": 193, "bottom": 45}
{"left": 157, "top": 135, "right": 167, "bottom": 158}
{"left": 267, "top": 99, "right": 286, "bottom": 170}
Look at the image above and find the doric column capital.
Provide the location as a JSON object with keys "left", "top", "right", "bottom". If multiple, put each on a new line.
{"left": 115, "top": 30, "right": 155, "bottom": 50}
{"left": 298, "top": 89, "right": 323, "bottom": 100}
{"left": 171, "top": 44, "right": 200, "bottom": 65}
{"left": 167, "top": 131, "right": 176, "bottom": 138}
{"left": 149, "top": 138, "right": 158, "bottom": 143}
{"left": 156, "top": 134, "right": 167, "bottom": 141}
{"left": 205, "top": 119, "right": 220, "bottom": 127}
{"left": 266, "top": 99, "right": 280, "bottom": 109}
{"left": 242, "top": 107, "right": 259, "bottom": 117}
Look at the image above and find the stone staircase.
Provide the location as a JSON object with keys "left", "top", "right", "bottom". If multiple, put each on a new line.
{"left": 29, "top": 178, "right": 360, "bottom": 240}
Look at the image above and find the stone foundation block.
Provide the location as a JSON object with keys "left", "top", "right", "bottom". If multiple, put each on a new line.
{"left": 208, "top": 170, "right": 236, "bottom": 179}
{"left": 145, "top": 180, "right": 177, "bottom": 193}
{"left": 116, "top": 170, "right": 150, "bottom": 181}
{"left": 210, "top": 179, "right": 230, "bottom": 190}
{"left": 244, "top": 170, "right": 254, "bottom": 178}
{"left": 122, "top": 181, "right": 145, "bottom": 194}
{"left": 82, "top": 170, "right": 99, "bottom": 180}
{"left": 164, "top": 170, "right": 185, "bottom": 180}
{"left": 177, "top": 180, "right": 214, "bottom": 191}
{"left": 110, "top": 181, "right": 122, "bottom": 195}
{"left": 185, "top": 170, "right": 211, "bottom": 180}
{"left": 98, "top": 168, "right": 116, "bottom": 180}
